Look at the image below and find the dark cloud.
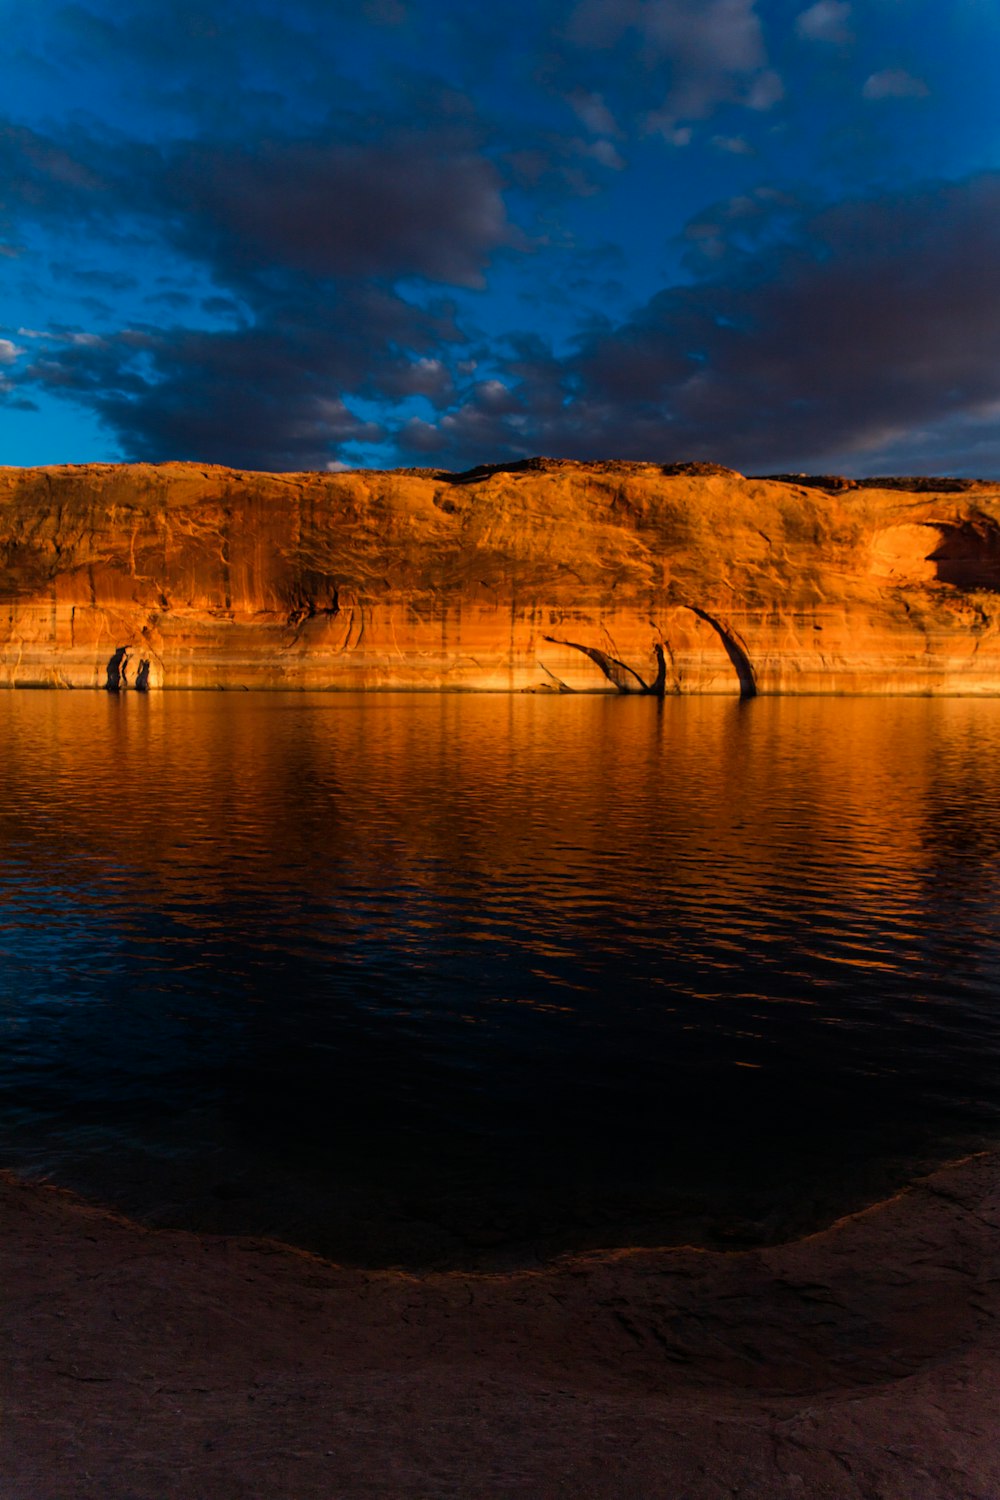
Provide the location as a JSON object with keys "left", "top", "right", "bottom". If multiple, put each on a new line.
{"left": 560, "top": 0, "right": 782, "bottom": 131}
{"left": 1, "top": 108, "right": 514, "bottom": 287}
{"left": 0, "top": 122, "right": 107, "bottom": 230}
{"left": 25, "top": 318, "right": 380, "bottom": 470}
{"left": 504, "top": 128, "right": 627, "bottom": 201}
{"left": 159, "top": 136, "right": 512, "bottom": 289}
{"left": 396, "top": 175, "right": 1000, "bottom": 475}
{"left": 50, "top": 264, "right": 139, "bottom": 292}
{"left": 143, "top": 290, "right": 193, "bottom": 310}
{"left": 577, "top": 175, "right": 1000, "bottom": 470}
{"left": 36, "top": 1, "right": 357, "bottom": 128}
{"left": 0, "top": 101, "right": 513, "bottom": 466}
{"left": 200, "top": 295, "right": 243, "bottom": 318}
{"left": 13, "top": 167, "right": 1000, "bottom": 474}
{"left": 21, "top": 278, "right": 466, "bottom": 469}
{"left": 1, "top": 2, "right": 995, "bottom": 475}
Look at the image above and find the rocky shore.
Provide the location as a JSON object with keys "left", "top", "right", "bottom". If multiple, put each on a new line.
{"left": 3, "top": 1152, "right": 998, "bottom": 1498}
{"left": 3, "top": 458, "right": 1000, "bottom": 694}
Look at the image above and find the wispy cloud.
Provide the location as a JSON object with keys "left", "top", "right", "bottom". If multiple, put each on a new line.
{"left": 795, "top": 2, "right": 853, "bottom": 46}
{"left": 862, "top": 69, "right": 929, "bottom": 101}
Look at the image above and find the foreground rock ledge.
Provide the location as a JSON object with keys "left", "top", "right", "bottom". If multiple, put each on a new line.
{"left": 3, "top": 1154, "right": 999, "bottom": 1498}
{"left": 3, "top": 458, "right": 1000, "bottom": 693}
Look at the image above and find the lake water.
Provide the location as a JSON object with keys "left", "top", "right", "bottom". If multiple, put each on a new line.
{"left": 2, "top": 690, "right": 999, "bottom": 1267}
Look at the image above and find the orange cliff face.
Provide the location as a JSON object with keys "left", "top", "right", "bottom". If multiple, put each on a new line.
{"left": 1, "top": 456, "right": 1000, "bottom": 694}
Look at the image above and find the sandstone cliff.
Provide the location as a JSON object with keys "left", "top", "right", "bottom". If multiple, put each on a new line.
{"left": 1, "top": 457, "right": 999, "bottom": 693}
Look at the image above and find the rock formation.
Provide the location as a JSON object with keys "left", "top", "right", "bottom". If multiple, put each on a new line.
{"left": 2, "top": 456, "right": 1000, "bottom": 693}
{"left": 3, "top": 1152, "right": 1000, "bottom": 1497}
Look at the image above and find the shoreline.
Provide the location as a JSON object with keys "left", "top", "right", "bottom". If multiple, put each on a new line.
{"left": 4, "top": 1152, "right": 999, "bottom": 1498}
{"left": 11, "top": 683, "right": 1000, "bottom": 696}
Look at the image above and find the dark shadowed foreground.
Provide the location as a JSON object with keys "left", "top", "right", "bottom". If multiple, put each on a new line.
{"left": 3, "top": 1153, "right": 998, "bottom": 1499}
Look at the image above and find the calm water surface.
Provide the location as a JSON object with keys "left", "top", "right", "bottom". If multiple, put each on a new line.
{"left": 2, "top": 691, "right": 999, "bottom": 1266}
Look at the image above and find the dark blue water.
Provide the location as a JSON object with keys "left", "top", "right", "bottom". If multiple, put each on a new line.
{"left": 2, "top": 691, "right": 999, "bottom": 1266}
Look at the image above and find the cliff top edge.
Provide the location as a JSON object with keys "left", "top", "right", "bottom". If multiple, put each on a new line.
{"left": 0, "top": 456, "right": 994, "bottom": 492}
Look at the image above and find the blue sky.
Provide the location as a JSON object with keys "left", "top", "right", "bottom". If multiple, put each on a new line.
{"left": 0, "top": 0, "right": 997, "bottom": 475}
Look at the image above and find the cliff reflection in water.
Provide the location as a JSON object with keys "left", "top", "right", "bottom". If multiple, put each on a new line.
{"left": 1, "top": 691, "right": 999, "bottom": 1267}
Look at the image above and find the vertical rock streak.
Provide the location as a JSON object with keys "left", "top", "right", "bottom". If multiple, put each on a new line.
{"left": 684, "top": 608, "right": 758, "bottom": 698}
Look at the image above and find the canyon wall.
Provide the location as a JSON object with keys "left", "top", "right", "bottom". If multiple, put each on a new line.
{"left": 1, "top": 457, "right": 1000, "bottom": 694}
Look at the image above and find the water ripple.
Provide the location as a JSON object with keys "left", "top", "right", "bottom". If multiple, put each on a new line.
{"left": 1, "top": 691, "right": 1000, "bottom": 1265}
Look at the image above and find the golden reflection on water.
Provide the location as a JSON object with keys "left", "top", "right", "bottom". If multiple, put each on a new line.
{"left": 1, "top": 690, "right": 1000, "bottom": 1264}
{"left": 0, "top": 692, "right": 956, "bottom": 893}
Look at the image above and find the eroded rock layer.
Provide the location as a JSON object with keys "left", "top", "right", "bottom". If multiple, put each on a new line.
{"left": 2, "top": 457, "right": 1000, "bottom": 693}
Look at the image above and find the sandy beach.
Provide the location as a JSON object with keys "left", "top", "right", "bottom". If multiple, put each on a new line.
{"left": 3, "top": 1153, "right": 998, "bottom": 1498}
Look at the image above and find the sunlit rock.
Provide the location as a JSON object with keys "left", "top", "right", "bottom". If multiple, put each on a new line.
{"left": 1, "top": 456, "right": 999, "bottom": 694}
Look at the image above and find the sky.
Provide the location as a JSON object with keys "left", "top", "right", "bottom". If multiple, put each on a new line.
{"left": 0, "top": 0, "right": 997, "bottom": 476}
